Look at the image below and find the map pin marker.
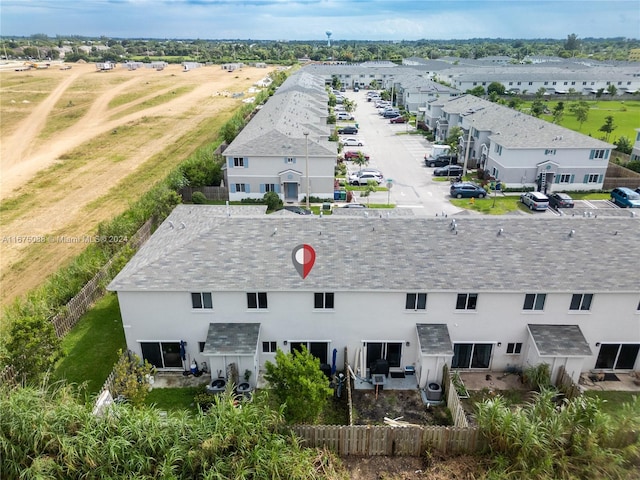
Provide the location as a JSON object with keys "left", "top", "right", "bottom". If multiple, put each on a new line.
{"left": 292, "top": 244, "right": 316, "bottom": 279}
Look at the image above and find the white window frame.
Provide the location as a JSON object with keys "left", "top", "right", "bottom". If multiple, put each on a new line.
{"left": 586, "top": 174, "right": 599, "bottom": 183}
{"left": 262, "top": 341, "right": 277, "bottom": 353}
{"left": 233, "top": 157, "right": 245, "bottom": 167}
{"left": 523, "top": 293, "right": 546, "bottom": 311}
{"left": 456, "top": 293, "right": 478, "bottom": 311}
{"left": 314, "top": 292, "right": 335, "bottom": 310}
{"left": 558, "top": 174, "right": 572, "bottom": 183}
{"left": 234, "top": 183, "right": 246, "bottom": 192}
{"left": 506, "top": 342, "right": 523, "bottom": 355}
{"left": 405, "top": 293, "right": 427, "bottom": 310}
{"left": 191, "top": 292, "right": 212, "bottom": 309}
{"left": 247, "top": 292, "right": 268, "bottom": 309}
{"left": 570, "top": 293, "right": 593, "bottom": 311}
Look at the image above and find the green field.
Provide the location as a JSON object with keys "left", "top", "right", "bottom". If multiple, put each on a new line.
{"left": 523, "top": 99, "right": 640, "bottom": 145}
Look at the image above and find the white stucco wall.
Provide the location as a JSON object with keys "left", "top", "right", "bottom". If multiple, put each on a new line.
{"left": 116, "top": 289, "right": 640, "bottom": 386}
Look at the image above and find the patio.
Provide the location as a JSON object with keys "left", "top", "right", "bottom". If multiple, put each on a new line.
{"left": 152, "top": 371, "right": 211, "bottom": 389}
{"left": 578, "top": 371, "right": 640, "bottom": 392}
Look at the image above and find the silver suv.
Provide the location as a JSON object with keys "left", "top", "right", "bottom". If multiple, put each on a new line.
{"left": 520, "top": 191, "right": 549, "bottom": 211}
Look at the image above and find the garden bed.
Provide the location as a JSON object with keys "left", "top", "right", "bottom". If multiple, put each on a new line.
{"left": 352, "top": 389, "right": 452, "bottom": 426}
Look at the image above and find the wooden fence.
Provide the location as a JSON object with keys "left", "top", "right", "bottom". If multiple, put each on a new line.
{"left": 0, "top": 220, "right": 153, "bottom": 388}
{"left": 291, "top": 424, "right": 483, "bottom": 456}
{"left": 180, "top": 186, "right": 229, "bottom": 202}
{"left": 555, "top": 365, "right": 583, "bottom": 400}
{"left": 443, "top": 366, "right": 470, "bottom": 428}
{"left": 603, "top": 162, "right": 640, "bottom": 190}
{"left": 50, "top": 219, "right": 153, "bottom": 338}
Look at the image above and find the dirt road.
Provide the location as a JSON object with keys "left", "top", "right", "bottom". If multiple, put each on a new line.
{"left": 0, "top": 61, "right": 278, "bottom": 306}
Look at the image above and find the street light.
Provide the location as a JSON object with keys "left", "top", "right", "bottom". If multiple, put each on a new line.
{"left": 304, "top": 132, "right": 310, "bottom": 210}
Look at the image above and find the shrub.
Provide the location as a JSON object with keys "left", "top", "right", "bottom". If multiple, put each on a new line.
{"left": 263, "top": 191, "right": 282, "bottom": 211}
{"left": 191, "top": 191, "right": 207, "bottom": 204}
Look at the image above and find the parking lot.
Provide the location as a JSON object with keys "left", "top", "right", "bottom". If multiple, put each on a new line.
{"left": 338, "top": 90, "right": 465, "bottom": 216}
{"left": 338, "top": 90, "right": 634, "bottom": 218}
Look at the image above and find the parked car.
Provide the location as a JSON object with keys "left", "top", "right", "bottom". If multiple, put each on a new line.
{"left": 343, "top": 150, "right": 370, "bottom": 161}
{"left": 342, "top": 203, "right": 366, "bottom": 208}
{"left": 352, "top": 168, "right": 383, "bottom": 178}
{"left": 283, "top": 206, "right": 312, "bottom": 215}
{"left": 433, "top": 165, "right": 464, "bottom": 177}
{"left": 635, "top": 187, "right": 640, "bottom": 195}
{"left": 336, "top": 112, "right": 355, "bottom": 121}
{"left": 353, "top": 86, "right": 359, "bottom": 92}
{"left": 349, "top": 172, "right": 383, "bottom": 186}
{"left": 338, "top": 126, "right": 358, "bottom": 135}
{"left": 548, "top": 192, "right": 574, "bottom": 209}
{"left": 382, "top": 110, "right": 401, "bottom": 118}
{"left": 450, "top": 182, "right": 487, "bottom": 199}
{"left": 610, "top": 187, "right": 640, "bottom": 208}
{"left": 341, "top": 137, "right": 364, "bottom": 147}
{"left": 520, "top": 191, "right": 550, "bottom": 211}
{"left": 389, "top": 116, "right": 407, "bottom": 124}
{"left": 425, "top": 155, "right": 458, "bottom": 168}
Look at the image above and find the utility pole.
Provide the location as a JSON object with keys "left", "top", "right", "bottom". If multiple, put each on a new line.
{"left": 304, "top": 132, "right": 310, "bottom": 210}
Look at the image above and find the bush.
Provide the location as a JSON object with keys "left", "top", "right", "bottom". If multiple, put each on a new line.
{"left": 263, "top": 191, "right": 282, "bottom": 211}
{"left": 191, "top": 191, "right": 207, "bottom": 204}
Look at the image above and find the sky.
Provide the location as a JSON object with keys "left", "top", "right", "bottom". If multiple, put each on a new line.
{"left": 1, "top": 0, "right": 638, "bottom": 41}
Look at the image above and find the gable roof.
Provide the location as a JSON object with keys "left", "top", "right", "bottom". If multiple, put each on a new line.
{"left": 108, "top": 205, "right": 640, "bottom": 293}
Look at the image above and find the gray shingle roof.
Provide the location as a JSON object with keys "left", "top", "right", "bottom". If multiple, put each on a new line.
{"left": 203, "top": 322, "right": 261, "bottom": 355}
{"left": 528, "top": 324, "right": 592, "bottom": 357}
{"left": 416, "top": 324, "right": 454, "bottom": 356}
{"left": 441, "top": 95, "right": 613, "bottom": 149}
{"left": 108, "top": 205, "right": 640, "bottom": 293}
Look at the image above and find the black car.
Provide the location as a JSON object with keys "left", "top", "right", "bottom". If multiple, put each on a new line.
{"left": 425, "top": 155, "right": 458, "bottom": 168}
{"left": 433, "top": 165, "right": 464, "bottom": 177}
{"left": 283, "top": 206, "right": 312, "bottom": 215}
{"left": 548, "top": 192, "right": 574, "bottom": 209}
{"left": 337, "top": 126, "right": 358, "bottom": 135}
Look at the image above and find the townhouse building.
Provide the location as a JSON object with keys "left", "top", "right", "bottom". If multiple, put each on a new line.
{"left": 108, "top": 206, "right": 640, "bottom": 391}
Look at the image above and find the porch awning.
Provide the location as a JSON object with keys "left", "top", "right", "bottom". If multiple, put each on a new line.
{"left": 527, "top": 324, "right": 592, "bottom": 357}
{"left": 416, "top": 324, "right": 454, "bottom": 356}
{"left": 203, "top": 322, "right": 261, "bottom": 356}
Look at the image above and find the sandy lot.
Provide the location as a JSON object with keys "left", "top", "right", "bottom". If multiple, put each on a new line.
{"left": 0, "top": 61, "right": 278, "bottom": 306}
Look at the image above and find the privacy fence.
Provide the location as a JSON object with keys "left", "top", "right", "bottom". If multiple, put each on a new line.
{"left": 603, "top": 161, "right": 640, "bottom": 190}
{"left": 0, "top": 220, "right": 153, "bottom": 388}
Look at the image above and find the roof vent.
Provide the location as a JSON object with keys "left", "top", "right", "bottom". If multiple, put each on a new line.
{"left": 568, "top": 229, "right": 575, "bottom": 238}
{"left": 168, "top": 221, "right": 174, "bottom": 229}
{"left": 497, "top": 228, "right": 504, "bottom": 236}
{"left": 180, "top": 222, "right": 186, "bottom": 229}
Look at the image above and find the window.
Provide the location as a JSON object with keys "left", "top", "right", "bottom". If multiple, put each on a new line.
{"left": 199, "top": 342, "right": 205, "bottom": 353}
{"left": 523, "top": 293, "right": 546, "bottom": 311}
{"left": 233, "top": 157, "right": 244, "bottom": 167}
{"left": 563, "top": 82, "right": 568, "bottom": 86}
{"left": 247, "top": 292, "right": 268, "bottom": 309}
{"left": 452, "top": 343, "right": 492, "bottom": 368}
{"left": 406, "top": 293, "right": 427, "bottom": 310}
{"left": 590, "top": 149, "right": 606, "bottom": 159}
{"left": 544, "top": 149, "right": 556, "bottom": 155}
{"left": 558, "top": 174, "right": 572, "bottom": 183}
{"left": 491, "top": 167, "right": 500, "bottom": 178}
{"left": 191, "top": 292, "right": 212, "bottom": 309}
{"left": 262, "top": 341, "right": 277, "bottom": 353}
{"left": 506, "top": 343, "right": 523, "bottom": 354}
{"left": 365, "top": 342, "right": 403, "bottom": 368}
{"left": 571, "top": 81, "right": 576, "bottom": 85}
{"left": 264, "top": 183, "right": 276, "bottom": 192}
{"left": 570, "top": 293, "right": 593, "bottom": 311}
{"left": 516, "top": 81, "right": 521, "bottom": 85}
{"left": 528, "top": 81, "right": 533, "bottom": 86}
{"left": 544, "top": 81, "right": 549, "bottom": 85}
{"left": 495, "top": 144, "right": 502, "bottom": 155}
{"left": 586, "top": 174, "right": 599, "bottom": 183}
{"left": 552, "top": 81, "right": 557, "bottom": 85}
{"left": 595, "top": 344, "right": 640, "bottom": 369}
{"left": 456, "top": 293, "right": 478, "bottom": 310}
{"left": 285, "top": 157, "right": 295, "bottom": 164}
{"left": 314, "top": 292, "right": 335, "bottom": 309}
{"left": 234, "top": 183, "right": 246, "bottom": 192}
{"left": 140, "top": 342, "right": 182, "bottom": 369}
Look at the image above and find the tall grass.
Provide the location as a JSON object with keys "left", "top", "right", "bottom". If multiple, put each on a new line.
{"left": 475, "top": 389, "right": 640, "bottom": 479}
{"left": 0, "top": 384, "right": 347, "bottom": 479}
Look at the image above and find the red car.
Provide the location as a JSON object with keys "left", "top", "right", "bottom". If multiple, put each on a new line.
{"left": 343, "top": 150, "right": 370, "bottom": 161}
{"left": 389, "top": 116, "right": 407, "bottom": 124}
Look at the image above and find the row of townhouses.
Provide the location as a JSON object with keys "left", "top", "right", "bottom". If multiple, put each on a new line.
{"left": 224, "top": 64, "right": 616, "bottom": 199}
{"left": 108, "top": 206, "right": 640, "bottom": 390}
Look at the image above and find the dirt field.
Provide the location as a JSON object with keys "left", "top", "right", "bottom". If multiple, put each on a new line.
{"left": 0, "top": 61, "right": 279, "bottom": 307}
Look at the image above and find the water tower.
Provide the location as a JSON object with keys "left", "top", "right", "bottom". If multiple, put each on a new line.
{"left": 326, "top": 30, "right": 332, "bottom": 47}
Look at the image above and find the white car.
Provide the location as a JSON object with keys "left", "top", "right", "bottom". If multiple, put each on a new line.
{"left": 341, "top": 137, "right": 364, "bottom": 147}
{"left": 349, "top": 172, "right": 383, "bottom": 186}
{"left": 336, "top": 112, "right": 355, "bottom": 121}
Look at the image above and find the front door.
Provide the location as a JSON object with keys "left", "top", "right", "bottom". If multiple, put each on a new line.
{"left": 285, "top": 182, "right": 298, "bottom": 201}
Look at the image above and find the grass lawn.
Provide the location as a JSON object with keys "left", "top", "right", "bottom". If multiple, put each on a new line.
{"left": 145, "top": 386, "right": 203, "bottom": 412}
{"left": 522, "top": 99, "right": 640, "bottom": 144}
{"left": 450, "top": 194, "right": 523, "bottom": 215}
{"left": 52, "top": 293, "right": 126, "bottom": 396}
{"left": 583, "top": 391, "right": 639, "bottom": 419}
